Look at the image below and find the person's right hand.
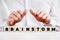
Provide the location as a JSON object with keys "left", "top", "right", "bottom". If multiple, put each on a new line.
{"left": 7, "top": 9, "right": 27, "bottom": 26}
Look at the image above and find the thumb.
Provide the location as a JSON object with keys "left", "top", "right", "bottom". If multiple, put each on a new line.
{"left": 30, "top": 9, "right": 36, "bottom": 16}
{"left": 21, "top": 9, "right": 27, "bottom": 17}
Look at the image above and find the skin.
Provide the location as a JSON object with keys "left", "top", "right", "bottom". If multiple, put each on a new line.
{"left": 7, "top": 9, "right": 51, "bottom": 26}
{"left": 30, "top": 9, "right": 51, "bottom": 25}
{"left": 7, "top": 9, "right": 27, "bottom": 26}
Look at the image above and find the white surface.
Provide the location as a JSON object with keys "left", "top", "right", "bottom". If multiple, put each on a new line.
{"left": 0, "top": 32, "right": 60, "bottom": 40}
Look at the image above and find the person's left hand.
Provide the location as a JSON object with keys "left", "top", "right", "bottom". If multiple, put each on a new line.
{"left": 30, "top": 9, "right": 51, "bottom": 25}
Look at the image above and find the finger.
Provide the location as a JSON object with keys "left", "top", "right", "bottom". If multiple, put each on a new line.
{"left": 16, "top": 14, "right": 22, "bottom": 22}
{"left": 30, "top": 9, "right": 36, "bottom": 16}
{"left": 37, "top": 10, "right": 42, "bottom": 15}
{"left": 17, "top": 9, "right": 23, "bottom": 16}
{"left": 7, "top": 18, "right": 15, "bottom": 26}
{"left": 40, "top": 15, "right": 48, "bottom": 23}
{"left": 12, "top": 11, "right": 21, "bottom": 18}
{"left": 42, "top": 14, "right": 47, "bottom": 19}
{"left": 38, "top": 12, "right": 44, "bottom": 18}
{"left": 10, "top": 13, "right": 22, "bottom": 23}
{"left": 10, "top": 15, "right": 22, "bottom": 24}
{"left": 46, "top": 16, "right": 50, "bottom": 21}
{"left": 44, "top": 16, "right": 50, "bottom": 24}
{"left": 9, "top": 14, "right": 18, "bottom": 21}
{"left": 21, "top": 9, "right": 27, "bottom": 17}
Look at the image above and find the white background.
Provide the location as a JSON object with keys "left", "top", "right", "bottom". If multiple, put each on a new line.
{"left": 0, "top": 32, "right": 60, "bottom": 40}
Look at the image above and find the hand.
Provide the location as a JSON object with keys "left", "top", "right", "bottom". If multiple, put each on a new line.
{"left": 7, "top": 9, "right": 27, "bottom": 26}
{"left": 30, "top": 9, "right": 51, "bottom": 25}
